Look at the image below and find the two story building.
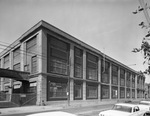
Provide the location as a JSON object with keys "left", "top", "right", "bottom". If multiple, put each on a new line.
{"left": 0, "top": 20, "right": 145, "bottom": 105}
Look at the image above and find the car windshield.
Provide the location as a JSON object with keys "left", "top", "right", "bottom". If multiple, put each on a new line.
{"left": 139, "top": 102, "right": 150, "bottom": 105}
{"left": 112, "top": 105, "right": 132, "bottom": 113}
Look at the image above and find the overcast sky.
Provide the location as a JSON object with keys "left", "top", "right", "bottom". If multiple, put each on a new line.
{"left": 0, "top": 0, "right": 150, "bottom": 82}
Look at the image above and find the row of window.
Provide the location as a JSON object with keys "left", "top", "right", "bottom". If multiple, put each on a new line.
{"left": 47, "top": 35, "right": 138, "bottom": 87}
{"left": 0, "top": 36, "right": 37, "bottom": 76}
{"left": 47, "top": 78, "right": 138, "bottom": 101}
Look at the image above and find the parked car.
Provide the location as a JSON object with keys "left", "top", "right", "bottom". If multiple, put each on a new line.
{"left": 139, "top": 101, "right": 150, "bottom": 106}
{"left": 138, "top": 101, "right": 150, "bottom": 111}
{"left": 26, "top": 111, "right": 77, "bottom": 116}
{"left": 99, "top": 103, "right": 143, "bottom": 116}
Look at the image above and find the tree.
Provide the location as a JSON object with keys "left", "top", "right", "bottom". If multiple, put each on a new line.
{"left": 132, "top": 0, "right": 150, "bottom": 74}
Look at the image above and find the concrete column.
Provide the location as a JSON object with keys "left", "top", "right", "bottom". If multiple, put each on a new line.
{"left": 69, "top": 44, "right": 74, "bottom": 101}
{"left": 37, "top": 30, "right": 42, "bottom": 73}
{"left": 109, "top": 63, "right": 112, "bottom": 99}
{"left": 70, "top": 79, "right": 74, "bottom": 101}
{"left": 118, "top": 67, "right": 120, "bottom": 99}
{"left": 9, "top": 52, "right": 13, "bottom": 95}
{"left": 83, "top": 50, "right": 86, "bottom": 100}
{"left": 20, "top": 43, "right": 25, "bottom": 71}
{"left": 41, "top": 30, "right": 47, "bottom": 73}
{"left": 36, "top": 74, "right": 47, "bottom": 105}
{"left": 135, "top": 75, "right": 138, "bottom": 99}
{"left": 130, "top": 74, "right": 132, "bottom": 99}
{"left": 125, "top": 71, "right": 127, "bottom": 99}
{"left": 98, "top": 56, "right": 101, "bottom": 100}
{"left": 0, "top": 58, "right": 4, "bottom": 91}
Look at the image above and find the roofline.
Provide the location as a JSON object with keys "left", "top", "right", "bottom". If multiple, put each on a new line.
{"left": 0, "top": 20, "right": 143, "bottom": 74}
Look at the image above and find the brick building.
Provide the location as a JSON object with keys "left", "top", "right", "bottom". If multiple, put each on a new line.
{"left": 0, "top": 20, "right": 145, "bottom": 105}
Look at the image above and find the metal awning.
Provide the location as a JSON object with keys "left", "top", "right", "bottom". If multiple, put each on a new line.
{"left": 0, "top": 68, "right": 30, "bottom": 81}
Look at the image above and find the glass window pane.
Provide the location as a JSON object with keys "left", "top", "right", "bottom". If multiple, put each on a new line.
{"left": 86, "top": 84, "right": 98, "bottom": 99}
{"left": 101, "top": 85, "right": 109, "bottom": 99}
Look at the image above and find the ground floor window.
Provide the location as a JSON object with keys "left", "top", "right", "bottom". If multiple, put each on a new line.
{"left": 132, "top": 89, "right": 135, "bottom": 98}
{"left": 74, "top": 81, "right": 82, "bottom": 100}
{"left": 120, "top": 87, "right": 125, "bottom": 98}
{"left": 111, "top": 86, "right": 118, "bottom": 99}
{"left": 86, "top": 83, "right": 98, "bottom": 99}
{"left": 47, "top": 77, "right": 68, "bottom": 101}
{"left": 126, "top": 88, "right": 130, "bottom": 98}
{"left": 101, "top": 85, "right": 109, "bottom": 99}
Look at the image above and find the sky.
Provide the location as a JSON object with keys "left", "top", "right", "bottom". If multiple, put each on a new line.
{"left": 0, "top": 0, "right": 150, "bottom": 82}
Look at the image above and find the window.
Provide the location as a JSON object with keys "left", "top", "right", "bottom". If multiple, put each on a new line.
{"left": 4, "top": 54, "right": 9, "bottom": 68}
{"left": 101, "top": 85, "right": 109, "bottom": 99}
{"left": 132, "top": 89, "right": 135, "bottom": 98}
{"left": 74, "top": 47, "right": 83, "bottom": 78}
{"left": 86, "top": 53, "right": 98, "bottom": 80}
{"left": 13, "top": 47, "right": 20, "bottom": 65}
{"left": 132, "top": 74, "right": 135, "bottom": 88}
{"left": 13, "top": 63, "right": 20, "bottom": 71}
{"left": 86, "top": 84, "right": 98, "bottom": 99}
{"left": 31, "top": 55, "right": 37, "bottom": 73}
{"left": 126, "top": 88, "right": 130, "bottom": 98}
{"left": 126, "top": 72, "right": 131, "bottom": 87}
{"left": 0, "top": 59, "right": 1, "bottom": 68}
{"left": 112, "top": 86, "right": 118, "bottom": 99}
{"left": 120, "top": 68, "right": 125, "bottom": 86}
{"left": 26, "top": 36, "right": 37, "bottom": 72}
{"left": 120, "top": 87, "right": 125, "bottom": 98}
{"left": 26, "top": 36, "right": 37, "bottom": 53}
{"left": 74, "top": 82, "right": 82, "bottom": 100}
{"left": 101, "top": 61, "right": 110, "bottom": 83}
{"left": 112, "top": 65, "right": 118, "bottom": 85}
{"left": 48, "top": 80, "right": 67, "bottom": 100}
{"left": 47, "top": 35, "right": 69, "bottom": 75}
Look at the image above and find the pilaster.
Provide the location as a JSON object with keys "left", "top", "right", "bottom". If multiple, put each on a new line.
{"left": 83, "top": 49, "right": 86, "bottom": 100}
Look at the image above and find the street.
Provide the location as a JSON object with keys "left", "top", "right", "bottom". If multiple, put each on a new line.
{"left": 1, "top": 104, "right": 114, "bottom": 116}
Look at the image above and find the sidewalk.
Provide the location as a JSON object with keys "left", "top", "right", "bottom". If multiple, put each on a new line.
{"left": 0, "top": 105, "right": 64, "bottom": 116}
{"left": 0, "top": 99, "right": 141, "bottom": 116}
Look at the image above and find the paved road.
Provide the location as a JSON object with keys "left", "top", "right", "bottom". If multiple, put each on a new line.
{"left": 2, "top": 104, "right": 114, "bottom": 116}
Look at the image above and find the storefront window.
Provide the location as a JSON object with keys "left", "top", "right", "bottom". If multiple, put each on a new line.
{"left": 112, "top": 86, "right": 118, "bottom": 99}
{"left": 74, "top": 82, "right": 82, "bottom": 100}
{"left": 48, "top": 80, "right": 67, "bottom": 100}
{"left": 126, "top": 88, "right": 130, "bottom": 98}
{"left": 86, "top": 83, "right": 98, "bottom": 99}
{"left": 132, "top": 89, "right": 135, "bottom": 98}
{"left": 101, "top": 85, "right": 109, "bottom": 99}
{"left": 120, "top": 87, "right": 125, "bottom": 98}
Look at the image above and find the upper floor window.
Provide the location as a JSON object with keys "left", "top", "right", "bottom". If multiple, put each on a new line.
{"left": 101, "top": 60, "right": 110, "bottom": 83}
{"left": 25, "top": 36, "right": 37, "bottom": 72}
{"left": 86, "top": 53, "right": 98, "bottom": 80}
{"left": 31, "top": 55, "right": 37, "bottom": 73}
{"left": 74, "top": 47, "right": 83, "bottom": 78}
{"left": 3, "top": 54, "right": 9, "bottom": 68}
{"left": 120, "top": 68, "right": 125, "bottom": 86}
{"left": 13, "top": 63, "right": 21, "bottom": 71}
{"left": 126, "top": 72, "right": 131, "bottom": 87}
{"left": 47, "top": 35, "right": 69, "bottom": 75}
{"left": 26, "top": 36, "right": 37, "bottom": 53}
{"left": 13, "top": 47, "right": 20, "bottom": 65}
{"left": 112, "top": 65, "right": 118, "bottom": 85}
{"left": 132, "top": 74, "right": 135, "bottom": 88}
